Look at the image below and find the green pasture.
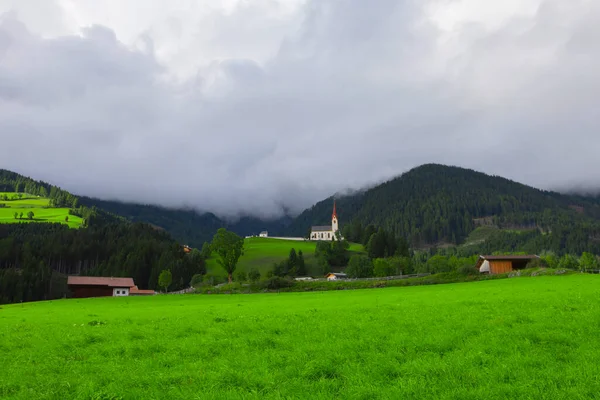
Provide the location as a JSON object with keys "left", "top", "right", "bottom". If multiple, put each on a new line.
{"left": 1, "top": 275, "right": 600, "bottom": 399}
{"left": 0, "top": 193, "right": 82, "bottom": 228}
{"left": 206, "top": 237, "right": 364, "bottom": 277}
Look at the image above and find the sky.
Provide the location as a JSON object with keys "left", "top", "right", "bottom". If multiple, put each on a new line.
{"left": 0, "top": 0, "right": 599, "bottom": 218}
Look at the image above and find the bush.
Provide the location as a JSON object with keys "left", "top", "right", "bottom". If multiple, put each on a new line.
{"left": 202, "top": 273, "right": 227, "bottom": 286}
{"left": 458, "top": 264, "right": 479, "bottom": 276}
{"left": 260, "top": 276, "right": 295, "bottom": 290}
{"left": 190, "top": 274, "right": 204, "bottom": 287}
{"left": 373, "top": 258, "right": 396, "bottom": 277}
{"left": 346, "top": 255, "right": 373, "bottom": 278}
{"left": 248, "top": 268, "right": 261, "bottom": 282}
{"left": 235, "top": 271, "right": 247, "bottom": 282}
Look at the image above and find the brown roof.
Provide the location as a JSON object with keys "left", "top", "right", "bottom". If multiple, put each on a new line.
{"left": 475, "top": 255, "right": 540, "bottom": 270}
{"left": 67, "top": 276, "right": 135, "bottom": 288}
{"left": 130, "top": 285, "right": 155, "bottom": 295}
{"left": 479, "top": 255, "right": 539, "bottom": 261}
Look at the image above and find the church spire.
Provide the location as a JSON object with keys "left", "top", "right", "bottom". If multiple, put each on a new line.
{"left": 332, "top": 200, "right": 337, "bottom": 219}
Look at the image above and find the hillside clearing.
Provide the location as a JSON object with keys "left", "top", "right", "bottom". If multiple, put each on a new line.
{"left": 0, "top": 192, "right": 82, "bottom": 228}
{"left": 1, "top": 275, "right": 600, "bottom": 399}
{"left": 206, "top": 237, "right": 364, "bottom": 277}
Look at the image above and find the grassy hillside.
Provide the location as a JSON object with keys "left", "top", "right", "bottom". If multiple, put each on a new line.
{"left": 0, "top": 192, "right": 83, "bottom": 228}
{"left": 206, "top": 237, "right": 364, "bottom": 277}
{"left": 1, "top": 275, "right": 599, "bottom": 399}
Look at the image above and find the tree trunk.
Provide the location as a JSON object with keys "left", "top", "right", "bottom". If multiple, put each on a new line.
{"left": 228, "top": 273, "right": 232, "bottom": 283}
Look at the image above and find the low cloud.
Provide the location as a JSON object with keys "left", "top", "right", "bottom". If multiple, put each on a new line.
{"left": 0, "top": 0, "right": 599, "bottom": 218}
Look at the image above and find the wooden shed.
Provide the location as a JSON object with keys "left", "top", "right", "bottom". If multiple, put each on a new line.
{"left": 475, "top": 255, "right": 539, "bottom": 274}
{"left": 326, "top": 273, "right": 348, "bottom": 281}
{"left": 67, "top": 276, "right": 135, "bottom": 298}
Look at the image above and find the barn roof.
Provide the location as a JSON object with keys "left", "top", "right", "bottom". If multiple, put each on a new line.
{"left": 479, "top": 255, "right": 539, "bottom": 261}
{"left": 67, "top": 276, "right": 135, "bottom": 288}
{"left": 311, "top": 225, "right": 332, "bottom": 232}
{"left": 475, "top": 255, "right": 539, "bottom": 269}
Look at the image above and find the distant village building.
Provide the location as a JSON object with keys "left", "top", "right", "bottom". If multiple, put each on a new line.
{"left": 476, "top": 255, "right": 540, "bottom": 274}
{"left": 326, "top": 273, "right": 348, "bottom": 281}
{"left": 67, "top": 276, "right": 155, "bottom": 298}
{"left": 259, "top": 231, "right": 268, "bottom": 238}
{"left": 182, "top": 245, "right": 192, "bottom": 253}
{"left": 310, "top": 201, "right": 340, "bottom": 240}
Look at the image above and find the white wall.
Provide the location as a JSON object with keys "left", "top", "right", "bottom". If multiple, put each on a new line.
{"left": 113, "top": 288, "right": 130, "bottom": 296}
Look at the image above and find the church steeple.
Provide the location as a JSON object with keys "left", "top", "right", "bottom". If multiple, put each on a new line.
{"left": 331, "top": 200, "right": 338, "bottom": 232}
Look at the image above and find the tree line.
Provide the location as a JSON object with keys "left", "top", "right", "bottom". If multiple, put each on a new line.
{"left": 0, "top": 222, "right": 206, "bottom": 304}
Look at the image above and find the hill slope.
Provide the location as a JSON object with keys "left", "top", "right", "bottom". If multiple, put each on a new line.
{"left": 78, "top": 197, "right": 291, "bottom": 248}
{"left": 288, "top": 164, "right": 600, "bottom": 250}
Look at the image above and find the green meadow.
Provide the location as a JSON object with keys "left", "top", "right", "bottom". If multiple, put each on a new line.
{"left": 0, "top": 192, "right": 82, "bottom": 228}
{"left": 1, "top": 275, "right": 600, "bottom": 399}
{"left": 206, "top": 237, "right": 365, "bottom": 277}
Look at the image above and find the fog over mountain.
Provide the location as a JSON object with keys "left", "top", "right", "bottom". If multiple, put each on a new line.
{"left": 1, "top": 0, "right": 599, "bottom": 218}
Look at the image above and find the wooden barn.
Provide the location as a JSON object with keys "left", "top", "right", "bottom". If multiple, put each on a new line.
{"left": 476, "top": 255, "right": 540, "bottom": 274}
{"left": 67, "top": 276, "right": 136, "bottom": 298}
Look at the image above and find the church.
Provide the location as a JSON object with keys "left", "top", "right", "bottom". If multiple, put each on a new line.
{"left": 310, "top": 201, "right": 341, "bottom": 240}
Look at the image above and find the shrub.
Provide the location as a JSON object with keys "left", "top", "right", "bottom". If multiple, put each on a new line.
{"left": 235, "top": 271, "right": 247, "bottom": 282}
{"left": 202, "top": 273, "right": 227, "bottom": 286}
{"left": 373, "top": 258, "right": 396, "bottom": 277}
{"left": 190, "top": 274, "right": 204, "bottom": 287}
{"left": 458, "top": 264, "right": 479, "bottom": 276}
{"left": 248, "top": 268, "right": 261, "bottom": 282}
{"left": 346, "top": 255, "right": 373, "bottom": 278}
{"left": 260, "top": 276, "right": 295, "bottom": 290}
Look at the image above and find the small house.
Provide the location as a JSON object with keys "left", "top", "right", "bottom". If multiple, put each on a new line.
{"left": 476, "top": 255, "right": 540, "bottom": 274}
{"left": 326, "top": 273, "right": 348, "bottom": 281}
{"left": 67, "top": 276, "right": 136, "bottom": 298}
{"left": 259, "top": 231, "right": 268, "bottom": 238}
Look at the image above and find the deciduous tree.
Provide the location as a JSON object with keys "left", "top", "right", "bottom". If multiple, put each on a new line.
{"left": 158, "top": 269, "right": 172, "bottom": 293}
{"left": 210, "top": 228, "right": 244, "bottom": 283}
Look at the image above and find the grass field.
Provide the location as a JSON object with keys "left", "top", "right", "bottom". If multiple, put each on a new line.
{"left": 0, "top": 192, "right": 82, "bottom": 228}
{"left": 206, "top": 237, "right": 365, "bottom": 277}
{"left": 1, "top": 275, "right": 600, "bottom": 399}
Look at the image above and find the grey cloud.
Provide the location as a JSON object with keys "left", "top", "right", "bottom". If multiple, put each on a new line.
{"left": 0, "top": 0, "right": 599, "bottom": 219}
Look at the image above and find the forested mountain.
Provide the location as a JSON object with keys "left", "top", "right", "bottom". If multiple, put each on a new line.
{"left": 78, "top": 197, "right": 291, "bottom": 248}
{"left": 288, "top": 164, "right": 600, "bottom": 254}
{"left": 0, "top": 170, "right": 205, "bottom": 304}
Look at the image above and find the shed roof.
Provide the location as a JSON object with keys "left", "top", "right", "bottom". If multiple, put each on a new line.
{"left": 67, "top": 276, "right": 135, "bottom": 288}
{"left": 479, "top": 255, "right": 539, "bottom": 261}
{"left": 311, "top": 225, "right": 332, "bottom": 232}
{"left": 475, "top": 255, "right": 539, "bottom": 270}
{"left": 130, "top": 285, "right": 155, "bottom": 295}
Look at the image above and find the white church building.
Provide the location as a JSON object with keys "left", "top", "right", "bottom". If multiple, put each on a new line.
{"left": 310, "top": 201, "right": 341, "bottom": 240}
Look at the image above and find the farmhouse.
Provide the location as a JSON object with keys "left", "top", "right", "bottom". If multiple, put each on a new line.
{"left": 67, "top": 276, "right": 136, "bottom": 298}
{"left": 476, "top": 255, "right": 540, "bottom": 274}
{"left": 326, "top": 273, "right": 348, "bottom": 281}
{"left": 310, "top": 201, "right": 341, "bottom": 240}
{"left": 259, "top": 231, "right": 268, "bottom": 238}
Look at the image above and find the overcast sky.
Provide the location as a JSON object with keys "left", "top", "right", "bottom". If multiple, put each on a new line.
{"left": 0, "top": 0, "right": 598, "bottom": 218}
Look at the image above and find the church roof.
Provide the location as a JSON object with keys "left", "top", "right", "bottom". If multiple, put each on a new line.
{"left": 332, "top": 200, "right": 337, "bottom": 219}
{"left": 311, "top": 225, "right": 332, "bottom": 232}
